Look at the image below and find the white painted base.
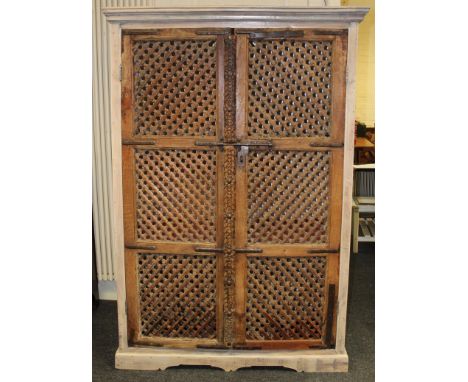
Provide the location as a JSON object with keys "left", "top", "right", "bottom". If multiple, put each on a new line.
{"left": 98, "top": 280, "right": 117, "bottom": 300}
{"left": 115, "top": 346, "right": 349, "bottom": 372}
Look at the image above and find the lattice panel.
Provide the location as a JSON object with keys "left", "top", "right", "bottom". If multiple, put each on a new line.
{"left": 247, "top": 150, "right": 330, "bottom": 244}
{"left": 132, "top": 39, "right": 217, "bottom": 136}
{"left": 246, "top": 256, "right": 328, "bottom": 340}
{"left": 137, "top": 254, "right": 217, "bottom": 339}
{"left": 248, "top": 39, "right": 333, "bottom": 137}
{"left": 134, "top": 149, "right": 217, "bottom": 242}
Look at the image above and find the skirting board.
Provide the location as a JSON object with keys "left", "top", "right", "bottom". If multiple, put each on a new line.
{"left": 115, "top": 347, "right": 349, "bottom": 372}
{"left": 98, "top": 280, "right": 117, "bottom": 300}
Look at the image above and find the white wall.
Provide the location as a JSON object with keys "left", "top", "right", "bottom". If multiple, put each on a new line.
{"left": 342, "top": 0, "right": 374, "bottom": 126}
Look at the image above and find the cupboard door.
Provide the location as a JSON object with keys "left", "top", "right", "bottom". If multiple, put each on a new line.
{"left": 121, "top": 30, "right": 225, "bottom": 347}
{"left": 234, "top": 30, "right": 348, "bottom": 349}
{"left": 120, "top": 28, "right": 348, "bottom": 350}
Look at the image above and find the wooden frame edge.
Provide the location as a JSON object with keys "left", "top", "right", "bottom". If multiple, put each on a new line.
{"left": 108, "top": 21, "right": 127, "bottom": 350}
{"left": 335, "top": 22, "right": 359, "bottom": 353}
{"left": 115, "top": 347, "right": 348, "bottom": 372}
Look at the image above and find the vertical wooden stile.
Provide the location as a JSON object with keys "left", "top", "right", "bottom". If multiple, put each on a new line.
{"left": 234, "top": 33, "right": 249, "bottom": 346}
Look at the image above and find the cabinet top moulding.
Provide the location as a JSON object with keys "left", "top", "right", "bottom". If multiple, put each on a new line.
{"left": 103, "top": 7, "right": 369, "bottom": 27}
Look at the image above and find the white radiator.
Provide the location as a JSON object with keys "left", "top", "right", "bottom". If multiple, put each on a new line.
{"left": 93, "top": 0, "right": 162, "bottom": 281}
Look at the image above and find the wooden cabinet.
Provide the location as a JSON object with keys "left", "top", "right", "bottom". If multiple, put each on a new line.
{"left": 105, "top": 7, "right": 368, "bottom": 372}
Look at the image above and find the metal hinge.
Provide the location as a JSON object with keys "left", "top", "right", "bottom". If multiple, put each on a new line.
{"left": 307, "top": 248, "right": 340, "bottom": 254}
{"left": 194, "top": 247, "right": 224, "bottom": 253}
{"left": 194, "top": 246, "right": 263, "bottom": 254}
{"left": 195, "top": 29, "right": 232, "bottom": 36}
{"left": 195, "top": 140, "right": 273, "bottom": 148}
{"left": 324, "top": 284, "right": 336, "bottom": 348}
{"left": 309, "top": 142, "right": 344, "bottom": 148}
{"left": 232, "top": 345, "right": 262, "bottom": 350}
{"left": 125, "top": 244, "right": 156, "bottom": 250}
{"left": 122, "top": 139, "right": 156, "bottom": 146}
{"left": 196, "top": 344, "right": 229, "bottom": 350}
{"left": 234, "top": 248, "right": 263, "bottom": 254}
{"left": 236, "top": 29, "right": 304, "bottom": 39}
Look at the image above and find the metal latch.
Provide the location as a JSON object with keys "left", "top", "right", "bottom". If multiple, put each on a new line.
{"left": 237, "top": 146, "right": 248, "bottom": 167}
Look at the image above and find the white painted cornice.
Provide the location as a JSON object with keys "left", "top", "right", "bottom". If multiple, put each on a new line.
{"left": 103, "top": 7, "right": 369, "bottom": 25}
